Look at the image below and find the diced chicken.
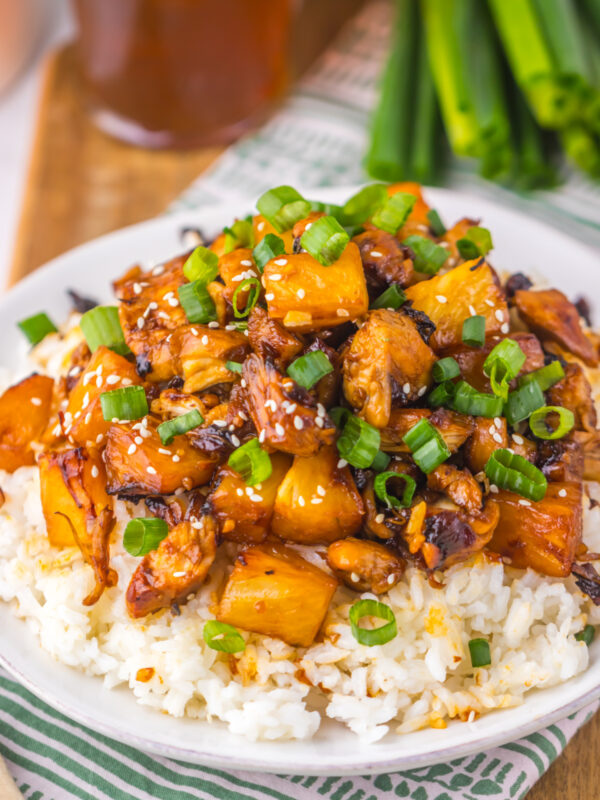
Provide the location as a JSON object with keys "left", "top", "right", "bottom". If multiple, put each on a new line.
{"left": 536, "top": 437, "right": 584, "bottom": 482}
{"left": 420, "top": 500, "right": 499, "bottom": 570}
{"left": 379, "top": 408, "right": 474, "bottom": 453}
{"left": 343, "top": 309, "right": 437, "bottom": 428}
{"left": 326, "top": 538, "right": 406, "bottom": 594}
{"left": 547, "top": 362, "right": 597, "bottom": 432}
{"left": 352, "top": 229, "right": 414, "bottom": 292}
{"left": 247, "top": 306, "right": 303, "bottom": 367}
{"left": 271, "top": 446, "right": 364, "bottom": 544}
{"left": 0, "top": 374, "right": 54, "bottom": 472}
{"left": 150, "top": 388, "right": 207, "bottom": 421}
{"left": 514, "top": 289, "right": 598, "bottom": 366}
{"left": 216, "top": 543, "right": 338, "bottom": 647}
{"left": 427, "top": 464, "right": 482, "bottom": 512}
{"left": 173, "top": 324, "right": 250, "bottom": 394}
{"left": 464, "top": 417, "right": 508, "bottom": 475}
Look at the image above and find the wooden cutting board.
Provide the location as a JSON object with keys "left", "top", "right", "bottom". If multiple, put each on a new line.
{"left": 7, "top": 44, "right": 600, "bottom": 800}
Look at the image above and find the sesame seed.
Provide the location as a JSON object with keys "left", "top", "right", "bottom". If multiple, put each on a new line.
{"left": 489, "top": 484, "right": 499, "bottom": 494}
{"left": 240, "top": 379, "right": 247, "bottom": 388}
{"left": 213, "top": 420, "right": 227, "bottom": 427}
{"left": 249, "top": 494, "right": 263, "bottom": 503}
{"left": 172, "top": 454, "right": 180, "bottom": 462}
{"left": 84, "top": 412, "right": 91, "bottom": 425}
{"left": 337, "top": 459, "right": 348, "bottom": 469}
{"left": 208, "top": 321, "right": 219, "bottom": 328}
{"left": 265, "top": 399, "right": 277, "bottom": 411}
{"left": 106, "top": 374, "right": 120, "bottom": 385}
{"left": 469, "top": 304, "right": 476, "bottom": 316}
{"left": 297, "top": 288, "right": 306, "bottom": 300}
{"left": 518, "top": 499, "right": 531, "bottom": 506}
{"left": 82, "top": 392, "right": 90, "bottom": 409}
{"left": 236, "top": 488, "right": 244, "bottom": 497}
{"left": 489, "top": 425, "right": 496, "bottom": 435}
{"left": 173, "top": 571, "right": 186, "bottom": 578}
{"left": 387, "top": 574, "right": 396, "bottom": 585}
{"left": 168, "top": 297, "right": 179, "bottom": 307}
{"left": 375, "top": 513, "right": 385, "bottom": 524}
{"left": 152, "top": 265, "right": 165, "bottom": 276}
{"left": 30, "top": 397, "right": 42, "bottom": 406}
{"left": 317, "top": 403, "right": 326, "bottom": 417}
{"left": 190, "top": 327, "right": 199, "bottom": 336}
{"left": 311, "top": 498, "right": 323, "bottom": 504}
{"left": 558, "top": 488, "right": 567, "bottom": 497}
{"left": 231, "top": 434, "right": 241, "bottom": 447}
{"left": 158, "top": 448, "right": 171, "bottom": 455}
{"left": 512, "top": 434, "right": 524, "bottom": 445}
{"left": 350, "top": 572, "right": 360, "bottom": 583}
{"left": 315, "top": 418, "right": 324, "bottom": 427}
{"left": 485, "top": 299, "right": 495, "bottom": 307}
{"left": 317, "top": 485, "right": 326, "bottom": 496}
{"left": 201, "top": 335, "right": 209, "bottom": 346}
{"left": 140, "top": 427, "right": 152, "bottom": 438}
{"left": 68, "top": 366, "right": 81, "bottom": 377}
{"left": 501, "top": 323, "right": 510, "bottom": 334}
{"left": 436, "top": 295, "right": 447, "bottom": 304}
{"left": 494, "top": 309, "right": 504, "bottom": 322}
{"left": 96, "top": 434, "right": 104, "bottom": 444}
{"left": 74, "top": 411, "right": 81, "bottom": 419}
{"left": 133, "top": 282, "right": 142, "bottom": 295}
{"left": 122, "top": 378, "right": 132, "bottom": 386}
{"left": 231, "top": 273, "right": 245, "bottom": 282}
{"left": 275, "top": 423, "right": 285, "bottom": 436}
{"left": 96, "top": 376, "right": 103, "bottom": 388}
{"left": 370, "top": 250, "right": 383, "bottom": 258}
{"left": 417, "top": 386, "right": 427, "bottom": 397}
{"left": 270, "top": 274, "right": 282, "bottom": 281}
{"left": 494, "top": 417, "right": 502, "bottom": 428}
{"left": 402, "top": 382, "right": 411, "bottom": 394}
{"left": 274, "top": 258, "right": 287, "bottom": 266}
{"left": 146, "top": 466, "right": 157, "bottom": 475}
{"left": 259, "top": 429, "right": 266, "bottom": 443}
{"left": 257, "top": 221, "right": 265, "bottom": 231}
{"left": 293, "top": 415, "right": 304, "bottom": 430}
{"left": 135, "top": 436, "right": 143, "bottom": 445}
{"left": 337, "top": 308, "right": 350, "bottom": 317}
{"left": 137, "top": 317, "right": 145, "bottom": 329}
{"left": 305, "top": 222, "right": 312, "bottom": 231}
{"left": 298, "top": 496, "right": 305, "bottom": 507}
{"left": 245, "top": 486, "right": 253, "bottom": 496}
{"left": 493, "top": 433, "right": 503, "bottom": 444}
{"left": 128, "top": 444, "right": 137, "bottom": 455}
{"left": 265, "top": 293, "right": 275, "bottom": 301}
{"left": 240, "top": 259, "right": 253, "bottom": 267}
{"left": 91, "top": 465, "right": 99, "bottom": 478}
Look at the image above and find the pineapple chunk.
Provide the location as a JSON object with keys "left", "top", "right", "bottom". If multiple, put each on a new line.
{"left": 489, "top": 482, "right": 582, "bottom": 577}
{"left": 217, "top": 543, "right": 338, "bottom": 647}
{"left": 271, "top": 446, "right": 364, "bottom": 544}
{"left": 464, "top": 417, "right": 508, "bottom": 474}
{"left": 0, "top": 373, "right": 54, "bottom": 472}
{"left": 173, "top": 324, "right": 249, "bottom": 394}
{"left": 262, "top": 242, "right": 368, "bottom": 332}
{"left": 405, "top": 259, "right": 508, "bottom": 352}
{"left": 252, "top": 214, "right": 295, "bottom": 252}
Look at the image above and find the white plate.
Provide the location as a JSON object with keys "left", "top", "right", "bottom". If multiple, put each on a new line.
{"left": 1, "top": 187, "right": 599, "bottom": 775}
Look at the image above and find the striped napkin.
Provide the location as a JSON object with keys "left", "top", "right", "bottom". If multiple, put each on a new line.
{"left": 2, "top": 2, "right": 600, "bottom": 798}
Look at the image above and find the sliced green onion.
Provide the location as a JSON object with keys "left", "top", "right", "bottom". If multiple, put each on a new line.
{"left": 223, "top": 218, "right": 254, "bottom": 254}
{"left": 402, "top": 234, "right": 448, "bottom": 275}
{"left": 371, "top": 450, "right": 391, "bottom": 472}
{"left": 203, "top": 620, "right": 246, "bottom": 653}
{"left": 456, "top": 226, "right": 493, "bottom": 260}
{"left": 468, "top": 638, "right": 491, "bottom": 668}
{"left": 428, "top": 381, "right": 456, "bottom": 408}
{"left": 529, "top": 405, "right": 575, "bottom": 440}
{"left": 157, "top": 409, "right": 204, "bottom": 445}
{"left": 178, "top": 281, "right": 217, "bottom": 324}
{"left": 452, "top": 381, "right": 504, "bottom": 418}
{"left": 183, "top": 246, "right": 219, "bottom": 284}
{"left": 309, "top": 200, "right": 345, "bottom": 219}
{"left": 226, "top": 361, "right": 243, "bottom": 374}
{"left": 484, "top": 448, "right": 547, "bottom": 501}
{"left": 518, "top": 360, "right": 565, "bottom": 392}
{"left": 18, "top": 312, "right": 58, "bottom": 345}
{"left": 374, "top": 471, "right": 416, "bottom": 509}
{"left": 341, "top": 184, "right": 388, "bottom": 226}
{"left": 228, "top": 437, "right": 272, "bottom": 486}
{"left": 371, "top": 192, "right": 417, "bottom": 234}
{"left": 100, "top": 385, "right": 148, "bottom": 421}
{"left": 462, "top": 315, "right": 486, "bottom": 347}
{"left": 403, "top": 418, "right": 450, "bottom": 473}
{"left": 329, "top": 406, "right": 350, "bottom": 428}
{"left": 287, "top": 351, "right": 333, "bottom": 390}
{"left": 252, "top": 233, "right": 285, "bottom": 272}
{"left": 426, "top": 208, "right": 446, "bottom": 236}
{"left": 80, "top": 306, "right": 131, "bottom": 356}
{"left": 575, "top": 625, "right": 596, "bottom": 646}
{"left": 123, "top": 517, "right": 168, "bottom": 556}
{"left": 484, "top": 338, "right": 527, "bottom": 401}
{"left": 300, "top": 215, "right": 349, "bottom": 266}
{"left": 349, "top": 599, "right": 397, "bottom": 646}
{"left": 504, "top": 381, "right": 545, "bottom": 426}
{"left": 433, "top": 357, "right": 460, "bottom": 382}
{"left": 337, "top": 414, "right": 381, "bottom": 469}
{"left": 256, "top": 186, "right": 311, "bottom": 233}
{"left": 370, "top": 284, "right": 407, "bottom": 310}
{"left": 232, "top": 277, "right": 261, "bottom": 319}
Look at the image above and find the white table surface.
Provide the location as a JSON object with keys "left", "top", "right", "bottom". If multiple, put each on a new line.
{"left": 0, "top": 0, "right": 73, "bottom": 287}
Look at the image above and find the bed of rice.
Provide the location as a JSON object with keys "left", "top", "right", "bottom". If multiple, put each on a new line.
{"left": 1, "top": 329, "right": 600, "bottom": 743}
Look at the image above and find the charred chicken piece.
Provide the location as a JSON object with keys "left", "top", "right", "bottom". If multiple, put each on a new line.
{"left": 514, "top": 289, "right": 598, "bottom": 367}
{"left": 419, "top": 500, "right": 499, "bottom": 570}
{"left": 39, "top": 448, "right": 116, "bottom": 604}
{"left": 216, "top": 542, "right": 338, "bottom": 647}
{"left": 247, "top": 306, "right": 303, "bottom": 368}
{"left": 326, "top": 538, "right": 406, "bottom": 594}
{"left": 271, "top": 445, "right": 364, "bottom": 545}
{"left": 547, "top": 362, "right": 597, "bottom": 432}
{"left": 405, "top": 259, "right": 508, "bottom": 352}
{"left": 343, "top": 309, "right": 437, "bottom": 428}
{"left": 427, "top": 464, "right": 482, "bottom": 512}
{"left": 536, "top": 437, "right": 584, "bottom": 482}
{"left": 489, "top": 482, "right": 582, "bottom": 577}
{"left": 571, "top": 563, "right": 600, "bottom": 606}
{"left": 126, "top": 513, "right": 218, "bottom": 618}
{"left": 242, "top": 354, "right": 335, "bottom": 456}
{"left": 352, "top": 229, "right": 414, "bottom": 292}
{"left": 0, "top": 373, "right": 54, "bottom": 471}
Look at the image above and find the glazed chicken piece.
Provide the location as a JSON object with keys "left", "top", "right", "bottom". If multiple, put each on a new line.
{"left": 489, "top": 482, "right": 582, "bottom": 577}
{"left": 0, "top": 373, "right": 54, "bottom": 471}
{"left": 208, "top": 452, "right": 291, "bottom": 544}
{"left": 173, "top": 324, "right": 250, "bottom": 394}
{"left": 247, "top": 306, "right": 303, "bottom": 368}
{"left": 405, "top": 259, "right": 509, "bottom": 352}
{"left": 114, "top": 254, "right": 188, "bottom": 381}
{"left": 262, "top": 242, "right": 369, "bottom": 332}
{"left": 427, "top": 464, "right": 483, "bottom": 512}
{"left": 379, "top": 408, "right": 474, "bottom": 453}
{"left": 343, "top": 309, "right": 437, "bottom": 428}
{"left": 444, "top": 333, "right": 545, "bottom": 393}
{"left": 39, "top": 447, "right": 116, "bottom": 604}
{"left": 271, "top": 445, "right": 364, "bottom": 544}
{"left": 352, "top": 229, "right": 414, "bottom": 292}
{"left": 65, "top": 346, "right": 142, "bottom": 449}
{"left": 217, "top": 247, "right": 261, "bottom": 310}
{"left": 514, "top": 289, "right": 598, "bottom": 367}
{"left": 326, "top": 538, "right": 406, "bottom": 594}
{"left": 242, "top": 354, "right": 336, "bottom": 457}
{"left": 464, "top": 417, "right": 508, "bottom": 474}
{"left": 104, "top": 416, "right": 218, "bottom": 496}
{"left": 126, "top": 512, "right": 218, "bottom": 618}
{"left": 547, "top": 362, "right": 597, "bottom": 432}
{"left": 536, "top": 437, "right": 584, "bottom": 482}
{"left": 150, "top": 388, "right": 207, "bottom": 421}
{"left": 216, "top": 542, "right": 338, "bottom": 647}
{"left": 572, "top": 431, "right": 600, "bottom": 482}
{"left": 419, "top": 500, "right": 500, "bottom": 570}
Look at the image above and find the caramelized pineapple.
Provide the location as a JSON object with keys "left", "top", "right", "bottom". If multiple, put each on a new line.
{"left": 216, "top": 543, "right": 338, "bottom": 647}
{"left": 104, "top": 416, "right": 217, "bottom": 496}
{"left": 326, "top": 538, "right": 406, "bottom": 594}
{"left": 343, "top": 309, "right": 437, "bottom": 428}
{"left": 464, "top": 417, "right": 508, "bottom": 474}
{"left": 39, "top": 448, "right": 116, "bottom": 604}
{"left": 514, "top": 289, "right": 598, "bottom": 366}
{"left": 489, "top": 483, "right": 582, "bottom": 577}
{"left": 0, "top": 373, "right": 54, "bottom": 472}
{"left": 262, "top": 243, "right": 369, "bottom": 332}
{"left": 208, "top": 453, "right": 291, "bottom": 544}
{"left": 126, "top": 513, "right": 218, "bottom": 618}
{"left": 271, "top": 446, "right": 364, "bottom": 544}
{"left": 65, "top": 346, "right": 142, "bottom": 448}
{"left": 173, "top": 324, "right": 249, "bottom": 394}
{"left": 405, "top": 259, "right": 508, "bottom": 352}
{"left": 252, "top": 214, "right": 295, "bottom": 252}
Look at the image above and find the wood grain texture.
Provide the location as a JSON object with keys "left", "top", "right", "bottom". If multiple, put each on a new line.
{"left": 8, "top": 38, "right": 600, "bottom": 800}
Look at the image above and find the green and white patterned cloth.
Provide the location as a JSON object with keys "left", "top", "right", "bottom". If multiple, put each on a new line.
{"left": 2, "top": 2, "right": 600, "bottom": 798}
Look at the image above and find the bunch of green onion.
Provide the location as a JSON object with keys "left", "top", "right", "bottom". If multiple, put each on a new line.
{"left": 367, "top": 0, "right": 600, "bottom": 185}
